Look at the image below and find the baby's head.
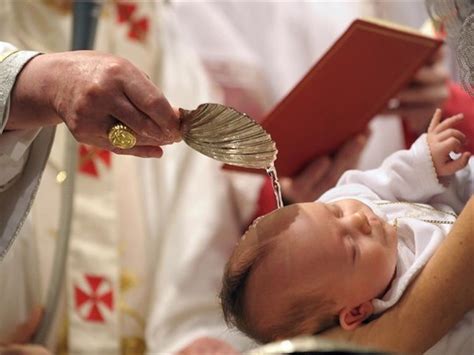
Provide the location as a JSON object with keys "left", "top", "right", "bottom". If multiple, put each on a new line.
{"left": 220, "top": 200, "right": 398, "bottom": 343}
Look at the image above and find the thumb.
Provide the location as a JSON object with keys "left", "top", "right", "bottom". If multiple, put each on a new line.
{"left": 6, "top": 306, "right": 43, "bottom": 344}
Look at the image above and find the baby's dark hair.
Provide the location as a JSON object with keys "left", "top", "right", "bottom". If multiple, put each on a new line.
{"left": 219, "top": 205, "right": 339, "bottom": 343}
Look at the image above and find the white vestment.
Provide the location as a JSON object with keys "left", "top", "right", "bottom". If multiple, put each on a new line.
{"left": 0, "top": 42, "right": 53, "bottom": 259}
{"left": 0, "top": 1, "right": 260, "bottom": 353}
{"left": 320, "top": 134, "right": 473, "bottom": 355}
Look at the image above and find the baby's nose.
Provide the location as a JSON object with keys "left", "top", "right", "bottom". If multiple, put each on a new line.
{"left": 349, "top": 212, "right": 372, "bottom": 235}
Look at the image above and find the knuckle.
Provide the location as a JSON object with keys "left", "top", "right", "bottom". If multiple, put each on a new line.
{"left": 144, "top": 93, "right": 165, "bottom": 109}
{"left": 84, "top": 81, "right": 103, "bottom": 100}
{"left": 447, "top": 137, "right": 460, "bottom": 146}
{"left": 104, "top": 58, "right": 127, "bottom": 77}
{"left": 66, "top": 115, "right": 80, "bottom": 132}
{"left": 72, "top": 125, "right": 89, "bottom": 140}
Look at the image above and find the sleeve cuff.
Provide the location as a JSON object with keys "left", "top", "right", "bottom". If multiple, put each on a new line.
{"left": 411, "top": 134, "right": 446, "bottom": 193}
{"left": 0, "top": 50, "right": 42, "bottom": 133}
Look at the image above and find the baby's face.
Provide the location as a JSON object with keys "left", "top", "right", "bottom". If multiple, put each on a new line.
{"left": 300, "top": 199, "right": 398, "bottom": 308}
{"left": 244, "top": 200, "right": 398, "bottom": 329}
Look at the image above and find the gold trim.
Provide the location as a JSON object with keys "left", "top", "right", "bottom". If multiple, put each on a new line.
{"left": 0, "top": 50, "right": 19, "bottom": 63}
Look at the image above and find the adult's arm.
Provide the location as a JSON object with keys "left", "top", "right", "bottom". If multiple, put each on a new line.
{"left": 0, "top": 42, "right": 56, "bottom": 259}
{"left": 8, "top": 50, "right": 181, "bottom": 157}
{"left": 321, "top": 196, "right": 474, "bottom": 353}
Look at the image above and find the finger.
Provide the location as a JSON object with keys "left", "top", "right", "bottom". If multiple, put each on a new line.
{"left": 384, "top": 105, "right": 440, "bottom": 121}
{"left": 111, "top": 97, "right": 167, "bottom": 143}
{"left": 297, "top": 157, "right": 332, "bottom": 199}
{"left": 428, "top": 108, "right": 443, "bottom": 132}
{"left": 110, "top": 145, "right": 164, "bottom": 158}
{"left": 434, "top": 113, "right": 464, "bottom": 133}
{"left": 292, "top": 156, "right": 331, "bottom": 189}
{"left": 281, "top": 157, "right": 331, "bottom": 203}
{"left": 429, "top": 46, "right": 446, "bottom": 64}
{"left": 412, "top": 62, "right": 449, "bottom": 85}
{"left": 397, "top": 83, "right": 449, "bottom": 104}
{"left": 334, "top": 134, "right": 367, "bottom": 168}
{"left": 88, "top": 125, "right": 165, "bottom": 148}
{"left": 322, "top": 134, "right": 367, "bottom": 188}
{"left": 441, "top": 137, "right": 464, "bottom": 154}
{"left": 436, "top": 128, "right": 466, "bottom": 144}
{"left": 1, "top": 344, "right": 52, "bottom": 355}
{"left": 444, "top": 152, "right": 471, "bottom": 174}
{"left": 6, "top": 306, "right": 43, "bottom": 344}
{"left": 122, "top": 71, "right": 180, "bottom": 139}
{"left": 94, "top": 136, "right": 164, "bottom": 158}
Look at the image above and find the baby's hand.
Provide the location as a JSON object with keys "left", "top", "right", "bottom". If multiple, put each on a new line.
{"left": 427, "top": 109, "right": 471, "bottom": 177}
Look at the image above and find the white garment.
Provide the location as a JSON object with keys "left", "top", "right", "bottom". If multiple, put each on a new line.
{"left": 0, "top": 41, "right": 53, "bottom": 258}
{"left": 320, "top": 134, "right": 473, "bottom": 354}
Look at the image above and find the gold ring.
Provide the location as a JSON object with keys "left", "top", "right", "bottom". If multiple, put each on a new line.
{"left": 108, "top": 124, "right": 137, "bottom": 149}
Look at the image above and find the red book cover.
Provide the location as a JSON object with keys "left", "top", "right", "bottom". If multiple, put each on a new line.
{"left": 225, "top": 18, "right": 443, "bottom": 177}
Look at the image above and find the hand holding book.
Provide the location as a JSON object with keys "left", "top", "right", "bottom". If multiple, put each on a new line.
{"left": 383, "top": 47, "right": 449, "bottom": 135}
{"left": 225, "top": 18, "right": 443, "bottom": 178}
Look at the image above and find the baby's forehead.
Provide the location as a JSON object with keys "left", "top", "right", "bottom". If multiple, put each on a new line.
{"left": 242, "top": 204, "right": 304, "bottom": 243}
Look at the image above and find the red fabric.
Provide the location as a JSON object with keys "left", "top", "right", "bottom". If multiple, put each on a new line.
{"left": 253, "top": 177, "right": 277, "bottom": 220}
{"left": 117, "top": 2, "right": 136, "bottom": 23}
{"left": 403, "top": 82, "right": 474, "bottom": 152}
{"left": 116, "top": 1, "right": 149, "bottom": 42}
{"left": 78, "top": 145, "right": 112, "bottom": 177}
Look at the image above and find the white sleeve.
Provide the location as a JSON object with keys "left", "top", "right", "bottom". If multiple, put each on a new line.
{"left": 0, "top": 41, "right": 44, "bottom": 190}
{"left": 334, "top": 134, "right": 446, "bottom": 203}
{"left": 0, "top": 41, "right": 55, "bottom": 258}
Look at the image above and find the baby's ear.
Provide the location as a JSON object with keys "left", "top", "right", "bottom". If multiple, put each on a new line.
{"left": 338, "top": 302, "right": 374, "bottom": 330}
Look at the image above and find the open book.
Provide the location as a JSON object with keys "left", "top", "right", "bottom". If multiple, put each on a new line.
{"left": 226, "top": 18, "right": 443, "bottom": 177}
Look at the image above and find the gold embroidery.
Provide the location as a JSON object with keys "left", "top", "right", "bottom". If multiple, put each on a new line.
{"left": 0, "top": 50, "right": 19, "bottom": 63}
{"left": 119, "top": 269, "right": 146, "bottom": 332}
{"left": 121, "top": 336, "right": 146, "bottom": 355}
{"left": 375, "top": 201, "right": 457, "bottom": 226}
{"left": 55, "top": 316, "right": 68, "bottom": 355}
{"left": 41, "top": 0, "right": 73, "bottom": 14}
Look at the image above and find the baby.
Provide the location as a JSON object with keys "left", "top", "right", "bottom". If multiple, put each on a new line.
{"left": 220, "top": 109, "right": 473, "bottom": 344}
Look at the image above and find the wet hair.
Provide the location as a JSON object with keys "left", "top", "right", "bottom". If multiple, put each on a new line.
{"left": 219, "top": 205, "right": 339, "bottom": 343}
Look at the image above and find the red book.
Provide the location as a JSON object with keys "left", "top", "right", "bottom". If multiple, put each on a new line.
{"left": 226, "top": 18, "right": 443, "bottom": 177}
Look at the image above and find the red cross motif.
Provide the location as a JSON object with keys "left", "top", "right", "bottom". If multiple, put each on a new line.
{"left": 78, "top": 145, "right": 111, "bottom": 178}
{"left": 74, "top": 274, "right": 114, "bottom": 323}
{"left": 116, "top": 1, "right": 149, "bottom": 42}
{"left": 117, "top": 1, "right": 136, "bottom": 23}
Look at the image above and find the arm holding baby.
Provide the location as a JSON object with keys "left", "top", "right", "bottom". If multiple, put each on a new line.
{"left": 322, "top": 196, "right": 474, "bottom": 353}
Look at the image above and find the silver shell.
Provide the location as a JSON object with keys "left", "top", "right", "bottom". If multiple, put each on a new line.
{"left": 181, "top": 103, "right": 277, "bottom": 169}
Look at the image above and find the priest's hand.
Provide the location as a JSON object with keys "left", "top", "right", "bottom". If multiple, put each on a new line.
{"left": 176, "top": 337, "right": 239, "bottom": 355}
{"left": 280, "top": 132, "right": 368, "bottom": 203}
{"left": 0, "top": 306, "right": 51, "bottom": 355}
{"left": 7, "top": 51, "right": 181, "bottom": 158}
{"left": 0, "top": 344, "right": 51, "bottom": 355}
{"left": 384, "top": 47, "right": 450, "bottom": 134}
